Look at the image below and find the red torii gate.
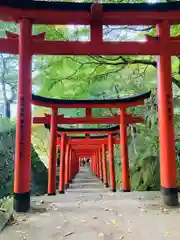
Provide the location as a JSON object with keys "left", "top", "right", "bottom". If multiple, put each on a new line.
{"left": 57, "top": 138, "right": 113, "bottom": 191}
{"left": 33, "top": 92, "right": 149, "bottom": 195}
{"left": 57, "top": 132, "right": 120, "bottom": 193}
{"left": 57, "top": 137, "right": 111, "bottom": 191}
{"left": 0, "top": 1, "right": 179, "bottom": 211}
{"left": 66, "top": 145, "right": 103, "bottom": 187}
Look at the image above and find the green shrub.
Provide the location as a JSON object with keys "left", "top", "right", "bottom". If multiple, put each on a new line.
{"left": 0, "top": 117, "right": 48, "bottom": 198}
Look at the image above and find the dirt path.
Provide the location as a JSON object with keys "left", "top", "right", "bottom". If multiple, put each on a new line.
{"left": 1, "top": 167, "right": 180, "bottom": 239}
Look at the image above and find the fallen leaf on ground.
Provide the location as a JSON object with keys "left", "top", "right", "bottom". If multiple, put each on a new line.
{"left": 63, "top": 232, "right": 75, "bottom": 237}
{"left": 140, "top": 208, "right": 147, "bottom": 212}
{"left": 163, "top": 209, "right": 169, "bottom": 214}
{"left": 104, "top": 208, "right": 109, "bottom": 211}
{"left": 98, "top": 232, "right": 104, "bottom": 237}
{"left": 164, "top": 232, "right": 169, "bottom": 237}
{"left": 93, "top": 216, "right": 98, "bottom": 219}
{"left": 22, "top": 217, "right": 27, "bottom": 222}
{"left": 128, "top": 228, "right": 132, "bottom": 233}
{"left": 80, "top": 219, "right": 87, "bottom": 223}
{"left": 136, "top": 196, "right": 144, "bottom": 200}
{"left": 111, "top": 219, "right": 117, "bottom": 225}
{"left": 54, "top": 208, "right": 59, "bottom": 211}
{"left": 56, "top": 226, "right": 62, "bottom": 230}
{"left": 106, "top": 221, "right": 110, "bottom": 225}
{"left": 120, "top": 236, "right": 124, "bottom": 240}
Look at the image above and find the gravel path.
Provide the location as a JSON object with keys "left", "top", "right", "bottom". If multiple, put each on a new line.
{"left": 1, "top": 167, "right": 180, "bottom": 240}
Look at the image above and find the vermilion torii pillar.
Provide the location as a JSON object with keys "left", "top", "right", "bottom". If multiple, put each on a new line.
{"left": 13, "top": 19, "right": 32, "bottom": 212}
{"left": 73, "top": 151, "right": 79, "bottom": 178}
{"left": 92, "top": 154, "right": 96, "bottom": 175}
{"left": 157, "top": 21, "right": 178, "bottom": 206}
{"left": 96, "top": 150, "right": 100, "bottom": 178}
{"left": 69, "top": 148, "right": 73, "bottom": 183}
{"left": 120, "top": 107, "right": 131, "bottom": 192}
{"left": 108, "top": 133, "right": 116, "bottom": 192}
{"left": 59, "top": 134, "right": 66, "bottom": 194}
{"left": 65, "top": 144, "right": 70, "bottom": 189}
{"left": 98, "top": 148, "right": 103, "bottom": 181}
{"left": 48, "top": 107, "right": 58, "bottom": 195}
{"left": 71, "top": 151, "right": 76, "bottom": 181}
{"left": 102, "top": 144, "right": 108, "bottom": 188}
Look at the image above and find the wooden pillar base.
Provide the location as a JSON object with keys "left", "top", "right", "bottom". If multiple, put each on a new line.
{"left": 111, "top": 189, "right": 116, "bottom": 192}
{"left": 161, "top": 187, "right": 178, "bottom": 206}
{"left": 48, "top": 192, "right": 56, "bottom": 196}
{"left": 59, "top": 190, "right": 65, "bottom": 194}
{"left": 104, "top": 183, "right": 109, "bottom": 188}
{"left": 13, "top": 192, "right": 30, "bottom": 212}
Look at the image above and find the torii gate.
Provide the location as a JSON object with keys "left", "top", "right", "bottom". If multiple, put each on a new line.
{"left": 64, "top": 142, "right": 108, "bottom": 189}
{"left": 32, "top": 92, "right": 149, "bottom": 194}
{"left": 0, "top": 1, "right": 179, "bottom": 211}
{"left": 58, "top": 133, "right": 119, "bottom": 191}
{"left": 57, "top": 133, "right": 120, "bottom": 194}
{"left": 52, "top": 127, "right": 120, "bottom": 194}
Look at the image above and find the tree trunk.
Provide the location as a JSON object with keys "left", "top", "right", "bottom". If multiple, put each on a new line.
{"left": 4, "top": 101, "right": 11, "bottom": 118}
{"left": 1, "top": 79, "right": 11, "bottom": 118}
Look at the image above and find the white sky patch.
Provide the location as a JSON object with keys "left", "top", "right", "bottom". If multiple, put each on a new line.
{"left": 147, "top": 0, "right": 160, "bottom": 3}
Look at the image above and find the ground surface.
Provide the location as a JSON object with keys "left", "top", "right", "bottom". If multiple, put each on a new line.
{"left": 1, "top": 167, "right": 180, "bottom": 240}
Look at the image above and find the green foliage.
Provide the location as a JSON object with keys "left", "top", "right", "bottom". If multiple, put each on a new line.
{"left": 0, "top": 117, "right": 48, "bottom": 198}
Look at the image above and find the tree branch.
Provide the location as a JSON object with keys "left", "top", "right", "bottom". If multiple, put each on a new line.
{"left": 89, "top": 56, "right": 180, "bottom": 89}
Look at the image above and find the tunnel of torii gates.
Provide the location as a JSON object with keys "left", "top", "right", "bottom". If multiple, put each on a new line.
{"left": 32, "top": 92, "right": 150, "bottom": 197}
{"left": 1, "top": 1, "right": 180, "bottom": 211}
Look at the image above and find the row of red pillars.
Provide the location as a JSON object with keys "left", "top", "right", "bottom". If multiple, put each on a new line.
{"left": 48, "top": 136, "right": 116, "bottom": 194}
{"left": 48, "top": 131, "right": 129, "bottom": 195}
{"left": 47, "top": 109, "right": 130, "bottom": 195}
{"left": 49, "top": 132, "right": 80, "bottom": 195}
{"left": 90, "top": 143, "right": 114, "bottom": 190}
